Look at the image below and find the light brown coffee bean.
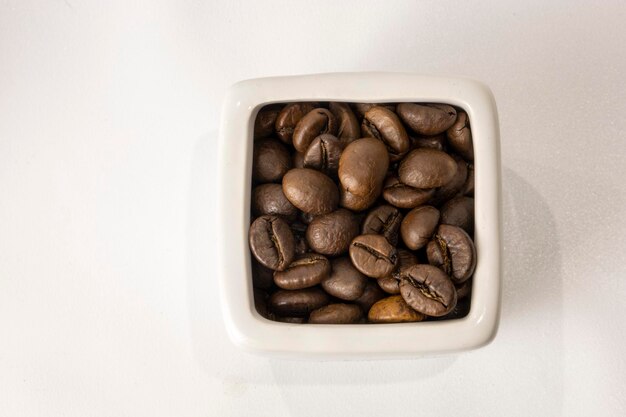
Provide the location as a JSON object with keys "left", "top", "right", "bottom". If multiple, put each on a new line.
{"left": 368, "top": 295, "right": 425, "bottom": 323}
{"left": 400, "top": 205, "right": 440, "bottom": 250}
{"left": 397, "top": 103, "right": 457, "bottom": 135}
{"left": 398, "top": 148, "right": 458, "bottom": 189}
{"left": 282, "top": 168, "right": 339, "bottom": 215}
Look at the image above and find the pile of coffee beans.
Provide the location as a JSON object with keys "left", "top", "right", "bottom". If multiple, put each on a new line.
{"left": 249, "top": 102, "right": 475, "bottom": 324}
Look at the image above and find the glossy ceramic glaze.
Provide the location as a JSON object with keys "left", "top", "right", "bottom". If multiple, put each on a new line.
{"left": 218, "top": 72, "right": 501, "bottom": 359}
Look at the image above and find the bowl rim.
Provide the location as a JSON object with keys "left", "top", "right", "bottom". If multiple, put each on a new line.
{"left": 218, "top": 72, "right": 501, "bottom": 359}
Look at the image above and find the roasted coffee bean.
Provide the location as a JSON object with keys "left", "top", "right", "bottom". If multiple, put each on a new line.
{"left": 282, "top": 168, "right": 339, "bottom": 215}
{"left": 397, "top": 103, "right": 457, "bottom": 135}
{"left": 461, "top": 163, "right": 474, "bottom": 196}
{"left": 432, "top": 297, "right": 471, "bottom": 321}
{"left": 298, "top": 211, "right": 316, "bottom": 225}
{"left": 396, "top": 248, "right": 419, "bottom": 269}
{"left": 254, "top": 288, "right": 272, "bottom": 318}
{"left": 254, "top": 104, "right": 282, "bottom": 139}
{"left": 309, "top": 303, "right": 362, "bottom": 324}
{"left": 368, "top": 295, "right": 425, "bottom": 323}
{"left": 398, "top": 264, "right": 457, "bottom": 316}
{"left": 252, "top": 259, "right": 274, "bottom": 289}
{"left": 354, "top": 279, "right": 386, "bottom": 312}
{"left": 303, "top": 134, "right": 343, "bottom": 176}
{"left": 398, "top": 148, "right": 458, "bottom": 189}
{"left": 269, "top": 288, "right": 330, "bottom": 316}
{"left": 441, "top": 196, "right": 474, "bottom": 234}
{"left": 446, "top": 111, "right": 474, "bottom": 161}
{"left": 249, "top": 215, "right": 295, "bottom": 271}
{"left": 361, "top": 205, "right": 403, "bottom": 246}
{"left": 362, "top": 106, "right": 410, "bottom": 159}
{"left": 338, "top": 137, "right": 389, "bottom": 208}
{"left": 252, "top": 138, "right": 292, "bottom": 183}
{"left": 426, "top": 224, "right": 476, "bottom": 284}
{"left": 274, "top": 316, "right": 308, "bottom": 323}
{"left": 251, "top": 183, "right": 298, "bottom": 221}
{"left": 400, "top": 205, "right": 440, "bottom": 250}
{"left": 339, "top": 187, "right": 375, "bottom": 212}
{"left": 349, "top": 234, "right": 397, "bottom": 278}
{"left": 382, "top": 176, "right": 434, "bottom": 209}
{"left": 430, "top": 156, "right": 468, "bottom": 206}
{"left": 293, "top": 108, "right": 338, "bottom": 152}
{"left": 329, "top": 102, "right": 360, "bottom": 144}
{"left": 273, "top": 253, "right": 331, "bottom": 290}
{"left": 275, "top": 102, "right": 318, "bottom": 144}
{"left": 378, "top": 277, "right": 400, "bottom": 294}
{"left": 456, "top": 279, "right": 472, "bottom": 300}
{"left": 411, "top": 134, "right": 445, "bottom": 151}
{"left": 293, "top": 151, "right": 306, "bottom": 169}
{"left": 322, "top": 257, "right": 368, "bottom": 301}
{"left": 351, "top": 103, "right": 396, "bottom": 119}
{"left": 294, "top": 233, "right": 310, "bottom": 255}
{"left": 306, "top": 209, "right": 360, "bottom": 256}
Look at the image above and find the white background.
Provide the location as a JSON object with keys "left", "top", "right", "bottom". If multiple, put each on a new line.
{"left": 1, "top": 1, "right": 625, "bottom": 416}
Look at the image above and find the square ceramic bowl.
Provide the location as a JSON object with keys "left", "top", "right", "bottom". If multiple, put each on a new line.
{"left": 217, "top": 72, "right": 501, "bottom": 359}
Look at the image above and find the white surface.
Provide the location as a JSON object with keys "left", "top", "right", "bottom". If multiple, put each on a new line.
{"left": 219, "top": 73, "right": 502, "bottom": 357}
{"left": 1, "top": 0, "right": 625, "bottom": 415}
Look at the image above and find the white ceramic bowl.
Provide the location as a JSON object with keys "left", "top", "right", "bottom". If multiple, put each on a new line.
{"left": 218, "top": 72, "right": 501, "bottom": 359}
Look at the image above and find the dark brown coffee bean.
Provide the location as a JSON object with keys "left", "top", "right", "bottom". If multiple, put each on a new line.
{"left": 282, "top": 168, "right": 339, "bottom": 215}
{"left": 294, "top": 233, "right": 309, "bottom": 255}
{"left": 254, "top": 288, "right": 271, "bottom": 318}
{"left": 273, "top": 253, "right": 331, "bottom": 290}
{"left": 411, "top": 134, "right": 445, "bottom": 151}
{"left": 456, "top": 278, "right": 472, "bottom": 300}
{"left": 400, "top": 205, "right": 440, "bottom": 250}
{"left": 396, "top": 248, "right": 419, "bottom": 269}
{"left": 362, "top": 106, "right": 409, "bottom": 159}
{"left": 398, "top": 148, "right": 458, "bottom": 189}
{"left": 397, "top": 103, "right": 457, "bottom": 135}
{"left": 251, "top": 183, "right": 298, "bottom": 221}
{"left": 252, "top": 138, "right": 292, "bottom": 183}
{"left": 426, "top": 224, "right": 476, "bottom": 284}
{"left": 354, "top": 280, "right": 386, "bottom": 312}
{"left": 292, "top": 108, "right": 338, "bottom": 153}
{"left": 329, "top": 102, "right": 360, "bottom": 144}
{"left": 441, "top": 196, "right": 474, "bottom": 234}
{"left": 378, "top": 277, "right": 400, "bottom": 294}
{"left": 446, "top": 111, "right": 474, "bottom": 161}
{"left": 349, "top": 234, "right": 397, "bottom": 278}
{"left": 306, "top": 209, "right": 360, "bottom": 256}
{"left": 275, "top": 102, "right": 318, "bottom": 144}
{"left": 338, "top": 137, "right": 389, "bottom": 208}
{"left": 308, "top": 303, "right": 362, "bottom": 324}
{"left": 269, "top": 287, "right": 330, "bottom": 316}
{"left": 368, "top": 295, "right": 425, "bottom": 323}
{"left": 274, "top": 316, "right": 307, "bottom": 323}
{"left": 398, "top": 264, "right": 457, "bottom": 317}
{"left": 252, "top": 259, "right": 274, "bottom": 289}
{"left": 254, "top": 104, "right": 282, "bottom": 139}
{"left": 461, "top": 163, "right": 474, "bottom": 196}
{"left": 432, "top": 297, "right": 471, "bottom": 321}
{"left": 351, "top": 103, "right": 396, "bottom": 119}
{"left": 382, "top": 176, "right": 434, "bottom": 209}
{"left": 249, "top": 215, "right": 295, "bottom": 271}
{"left": 298, "top": 211, "right": 316, "bottom": 225}
{"left": 293, "top": 151, "right": 305, "bottom": 169}
{"left": 322, "top": 257, "right": 368, "bottom": 301}
{"left": 303, "top": 134, "right": 343, "bottom": 176}
{"left": 361, "top": 205, "right": 403, "bottom": 246}
{"left": 429, "top": 156, "right": 468, "bottom": 206}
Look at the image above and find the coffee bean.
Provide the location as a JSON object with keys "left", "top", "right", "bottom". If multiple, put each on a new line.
{"left": 293, "top": 151, "right": 306, "bottom": 169}
{"left": 339, "top": 187, "right": 375, "bottom": 212}
{"left": 252, "top": 138, "right": 292, "bottom": 183}
{"left": 275, "top": 102, "right": 318, "bottom": 144}
{"left": 298, "top": 211, "right": 316, "bottom": 225}
{"left": 426, "top": 224, "right": 476, "bottom": 284}
{"left": 274, "top": 316, "right": 308, "bottom": 323}
{"left": 429, "top": 155, "right": 468, "bottom": 206}
{"left": 282, "top": 168, "right": 339, "bottom": 215}
{"left": 273, "top": 253, "right": 331, "bottom": 290}
{"left": 362, "top": 106, "right": 409, "bottom": 160}
{"left": 354, "top": 279, "right": 386, "bottom": 312}
{"left": 382, "top": 176, "right": 434, "bottom": 209}
{"left": 461, "top": 163, "right": 474, "bottom": 196}
{"left": 411, "top": 134, "right": 445, "bottom": 151}
{"left": 368, "top": 295, "right": 425, "bottom": 323}
{"left": 322, "top": 257, "right": 368, "bottom": 301}
{"left": 251, "top": 183, "right": 298, "bottom": 221}
{"left": 432, "top": 297, "right": 471, "bottom": 321}
{"left": 338, "top": 137, "right": 389, "bottom": 208}
{"left": 361, "top": 205, "right": 403, "bottom": 246}
{"left": 446, "top": 111, "right": 474, "bottom": 161}
{"left": 396, "top": 248, "right": 419, "bottom": 269}
{"left": 269, "top": 287, "right": 330, "bottom": 317}
{"left": 293, "top": 108, "right": 338, "bottom": 153}
{"left": 306, "top": 209, "right": 360, "bottom": 256}
{"left": 398, "top": 264, "right": 457, "bottom": 317}
{"left": 397, "top": 103, "right": 457, "bottom": 135}
{"left": 456, "top": 279, "right": 472, "bottom": 300}
{"left": 441, "top": 196, "right": 474, "bottom": 234}
{"left": 351, "top": 103, "right": 396, "bottom": 119}
{"left": 294, "top": 233, "right": 310, "bottom": 255}
{"left": 249, "top": 215, "right": 295, "bottom": 271}
{"left": 400, "top": 205, "right": 440, "bottom": 250}
{"left": 329, "top": 102, "right": 360, "bottom": 144}
{"left": 254, "top": 104, "right": 282, "bottom": 139}
{"left": 254, "top": 287, "right": 272, "bottom": 318}
{"left": 398, "top": 148, "right": 458, "bottom": 189}
{"left": 349, "top": 234, "right": 397, "bottom": 278}
{"left": 378, "top": 277, "right": 400, "bottom": 294}
{"left": 303, "top": 134, "right": 343, "bottom": 176}
{"left": 309, "top": 303, "right": 362, "bottom": 324}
